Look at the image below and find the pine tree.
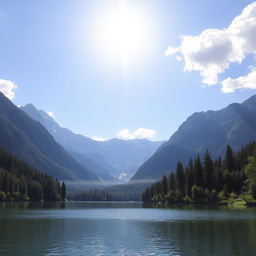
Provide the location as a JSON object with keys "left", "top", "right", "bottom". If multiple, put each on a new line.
{"left": 223, "top": 169, "right": 233, "bottom": 192}
{"left": 161, "top": 175, "right": 168, "bottom": 195}
{"left": 216, "top": 168, "right": 224, "bottom": 192}
{"left": 244, "top": 155, "right": 256, "bottom": 197}
{"left": 225, "top": 145, "right": 236, "bottom": 171}
{"left": 194, "top": 155, "right": 204, "bottom": 188}
{"left": 61, "top": 182, "right": 66, "bottom": 201}
{"left": 203, "top": 150, "right": 214, "bottom": 190}
{"left": 176, "top": 162, "right": 185, "bottom": 196}
{"left": 185, "top": 159, "right": 194, "bottom": 197}
{"left": 168, "top": 173, "right": 176, "bottom": 191}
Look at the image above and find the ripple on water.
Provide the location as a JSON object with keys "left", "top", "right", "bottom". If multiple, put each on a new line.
{"left": 0, "top": 202, "right": 255, "bottom": 256}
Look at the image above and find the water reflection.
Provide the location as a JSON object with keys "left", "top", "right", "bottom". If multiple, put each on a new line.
{"left": 0, "top": 201, "right": 143, "bottom": 210}
{"left": 141, "top": 219, "right": 256, "bottom": 256}
{"left": 0, "top": 202, "right": 255, "bottom": 256}
{"left": 0, "top": 201, "right": 66, "bottom": 210}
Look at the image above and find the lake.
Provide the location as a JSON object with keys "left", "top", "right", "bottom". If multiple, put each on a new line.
{"left": 0, "top": 202, "right": 255, "bottom": 256}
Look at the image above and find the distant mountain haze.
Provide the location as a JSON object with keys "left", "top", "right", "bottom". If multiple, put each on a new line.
{"left": 21, "top": 104, "right": 164, "bottom": 181}
{"left": 84, "top": 152, "right": 120, "bottom": 176}
{"left": 0, "top": 93, "right": 98, "bottom": 181}
{"left": 68, "top": 150, "right": 120, "bottom": 184}
{"left": 20, "top": 104, "right": 120, "bottom": 184}
{"left": 132, "top": 94, "right": 256, "bottom": 182}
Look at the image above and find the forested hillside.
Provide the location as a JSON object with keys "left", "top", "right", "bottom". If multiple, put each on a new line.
{"left": 133, "top": 95, "right": 256, "bottom": 182}
{"left": 0, "top": 147, "right": 66, "bottom": 201}
{"left": 142, "top": 142, "right": 256, "bottom": 205}
{"left": 0, "top": 92, "right": 97, "bottom": 181}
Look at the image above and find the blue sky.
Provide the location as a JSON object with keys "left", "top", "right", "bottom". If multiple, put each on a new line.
{"left": 0, "top": 0, "right": 256, "bottom": 141}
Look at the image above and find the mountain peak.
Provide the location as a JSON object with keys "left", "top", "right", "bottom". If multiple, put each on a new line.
{"left": 23, "top": 103, "right": 37, "bottom": 109}
{"left": 0, "top": 93, "right": 98, "bottom": 181}
{"left": 132, "top": 94, "right": 256, "bottom": 182}
{"left": 243, "top": 94, "right": 256, "bottom": 106}
{"left": 21, "top": 103, "right": 164, "bottom": 181}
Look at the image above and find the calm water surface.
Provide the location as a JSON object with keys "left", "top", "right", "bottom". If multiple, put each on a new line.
{"left": 0, "top": 201, "right": 255, "bottom": 256}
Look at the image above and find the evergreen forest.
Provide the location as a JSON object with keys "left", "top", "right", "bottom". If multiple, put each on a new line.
{"left": 0, "top": 147, "right": 66, "bottom": 201}
{"left": 142, "top": 142, "right": 256, "bottom": 205}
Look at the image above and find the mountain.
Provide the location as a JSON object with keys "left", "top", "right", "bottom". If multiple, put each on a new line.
{"left": 68, "top": 150, "right": 119, "bottom": 184}
{"left": 95, "top": 138, "right": 165, "bottom": 179}
{"left": 132, "top": 94, "right": 256, "bottom": 182}
{"left": 84, "top": 152, "right": 120, "bottom": 176}
{"left": 0, "top": 146, "right": 62, "bottom": 201}
{"left": 0, "top": 93, "right": 97, "bottom": 181}
{"left": 21, "top": 104, "right": 164, "bottom": 180}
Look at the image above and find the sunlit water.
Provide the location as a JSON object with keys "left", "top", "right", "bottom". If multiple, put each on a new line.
{"left": 0, "top": 202, "right": 255, "bottom": 256}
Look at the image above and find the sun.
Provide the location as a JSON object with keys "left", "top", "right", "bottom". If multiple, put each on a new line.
{"left": 92, "top": 0, "right": 151, "bottom": 66}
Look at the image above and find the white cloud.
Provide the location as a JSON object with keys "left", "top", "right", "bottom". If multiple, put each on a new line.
{"left": 0, "top": 79, "right": 17, "bottom": 100}
{"left": 222, "top": 67, "right": 256, "bottom": 93}
{"left": 47, "top": 111, "right": 56, "bottom": 119}
{"left": 165, "top": 46, "right": 180, "bottom": 56}
{"left": 92, "top": 136, "right": 106, "bottom": 142}
{"left": 165, "top": 2, "right": 256, "bottom": 91}
{"left": 116, "top": 128, "right": 156, "bottom": 140}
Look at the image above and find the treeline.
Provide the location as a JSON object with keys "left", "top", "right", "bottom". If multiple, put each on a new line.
{"left": 70, "top": 190, "right": 141, "bottom": 202}
{"left": 0, "top": 147, "right": 66, "bottom": 201}
{"left": 142, "top": 142, "right": 256, "bottom": 204}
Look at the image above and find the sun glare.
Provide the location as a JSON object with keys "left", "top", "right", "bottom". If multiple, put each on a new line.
{"left": 92, "top": 0, "right": 151, "bottom": 67}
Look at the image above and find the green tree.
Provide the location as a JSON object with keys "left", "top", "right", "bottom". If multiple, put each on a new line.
{"left": 142, "top": 188, "right": 149, "bottom": 202}
{"left": 186, "top": 159, "right": 194, "bottom": 197}
{"left": 222, "top": 184, "right": 229, "bottom": 198}
{"left": 194, "top": 156, "right": 204, "bottom": 188}
{"left": 0, "top": 191, "right": 6, "bottom": 201}
{"left": 161, "top": 175, "right": 168, "bottom": 195}
{"left": 223, "top": 169, "right": 233, "bottom": 192}
{"left": 224, "top": 145, "right": 236, "bottom": 171}
{"left": 154, "top": 182, "right": 161, "bottom": 195}
{"left": 215, "top": 169, "right": 224, "bottom": 192}
{"left": 168, "top": 173, "right": 176, "bottom": 191}
{"left": 191, "top": 185, "right": 206, "bottom": 202}
{"left": 208, "top": 189, "right": 218, "bottom": 202}
{"left": 176, "top": 162, "right": 185, "bottom": 196}
{"left": 203, "top": 150, "right": 214, "bottom": 190}
{"left": 244, "top": 155, "right": 256, "bottom": 197}
{"left": 61, "top": 182, "right": 66, "bottom": 201}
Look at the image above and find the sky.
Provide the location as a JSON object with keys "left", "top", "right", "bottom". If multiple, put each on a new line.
{"left": 0, "top": 0, "right": 256, "bottom": 141}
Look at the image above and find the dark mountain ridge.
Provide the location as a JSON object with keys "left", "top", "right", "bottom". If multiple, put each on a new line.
{"left": 0, "top": 93, "right": 97, "bottom": 181}
{"left": 132, "top": 94, "right": 256, "bottom": 181}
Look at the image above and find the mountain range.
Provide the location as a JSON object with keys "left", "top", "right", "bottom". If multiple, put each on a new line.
{"left": 0, "top": 92, "right": 97, "bottom": 182}
{"left": 21, "top": 103, "right": 164, "bottom": 182}
{"left": 2, "top": 90, "right": 256, "bottom": 192}
{"left": 131, "top": 94, "right": 256, "bottom": 182}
